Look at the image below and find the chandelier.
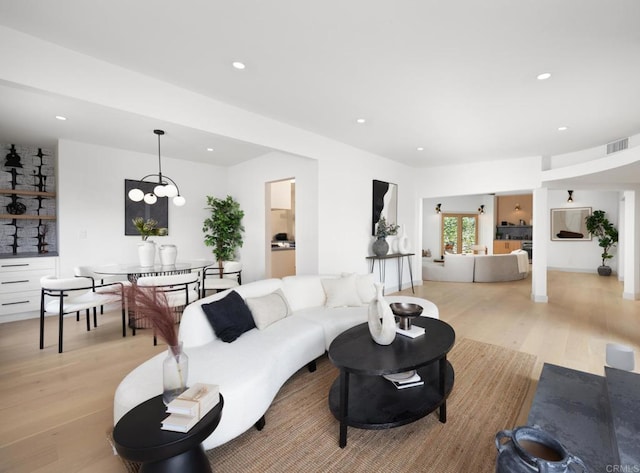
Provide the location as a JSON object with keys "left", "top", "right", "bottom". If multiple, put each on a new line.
{"left": 127, "top": 129, "right": 186, "bottom": 206}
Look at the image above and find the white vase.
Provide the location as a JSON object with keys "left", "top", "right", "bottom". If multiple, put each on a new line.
{"left": 138, "top": 240, "right": 156, "bottom": 267}
{"left": 398, "top": 228, "right": 410, "bottom": 254}
{"left": 159, "top": 244, "right": 177, "bottom": 266}
{"left": 163, "top": 343, "right": 189, "bottom": 405}
{"left": 367, "top": 282, "right": 396, "bottom": 345}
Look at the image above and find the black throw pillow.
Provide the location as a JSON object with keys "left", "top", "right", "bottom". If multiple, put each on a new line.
{"left": 202, "top": 291, "right": 256, "bottom": 343}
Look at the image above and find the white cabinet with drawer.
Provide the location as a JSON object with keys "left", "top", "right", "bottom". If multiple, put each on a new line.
{"left": 0, "top": 257, "right": 58, "bottom": 322}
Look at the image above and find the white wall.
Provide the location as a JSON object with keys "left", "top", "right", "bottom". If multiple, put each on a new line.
{"left": 316, "top": 152, "right": 418, "bottom": 292}
{"left": 414, "top": 156, "right": 542, "bottom": 198}
{"left": 546, "top": 189, "right": 620, "bottom": 273}
{"left": 228, "top": 151, "right": 319, "bottom": 282}
{"left": 57, "top": 140, "right": 227, "bottom": 277}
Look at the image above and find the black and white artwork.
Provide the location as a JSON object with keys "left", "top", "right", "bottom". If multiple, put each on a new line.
{"left": 124, "top": 179, "right": 169, "bottom": 236}
{"left": 372, "top": 179, "right": 398, "bottom": 235}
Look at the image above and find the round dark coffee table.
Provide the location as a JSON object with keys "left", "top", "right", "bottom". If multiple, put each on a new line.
{"left": 328, "top": 317, "right": 455, "bottom": 447}
{"left": 113, "top": 394, "right": 224, "bottom": 473}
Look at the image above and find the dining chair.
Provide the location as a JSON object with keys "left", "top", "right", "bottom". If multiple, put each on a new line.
{"left": 40, "top": 275, "right": 127, "bottom": 353}
{"left": 74, "top": 266, "right": 130, "bottom": 318}
{"left": 201, "top": 261, "right": 242, "bottom": 298}
{"left": 136, "top": 272, "right": 200, "bottom": 345}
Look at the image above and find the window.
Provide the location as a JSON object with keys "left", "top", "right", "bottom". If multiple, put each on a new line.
{"left": 441, "top": 213, "right": 478, "bottom": 255}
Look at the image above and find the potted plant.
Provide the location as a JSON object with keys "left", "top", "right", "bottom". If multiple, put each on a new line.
{"left": 132, "top": 218, "right": 167, "bottom": 266}
{"left": 202, "top": 196, "right": 245, "bottom": 275}
{"left": 372, "top": 216, "right": 399, "bottom": 256}
{"left": 585, "top": 210, "right": 618, "bottom": 276}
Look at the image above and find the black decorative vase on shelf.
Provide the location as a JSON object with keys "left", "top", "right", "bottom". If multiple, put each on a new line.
{"left": 372, "top": 237, "right": 389, "bottom": 257}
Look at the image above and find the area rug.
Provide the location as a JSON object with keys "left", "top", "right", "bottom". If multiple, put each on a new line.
{"left": 115, "top": 338, "right": 536, "bottom": 473}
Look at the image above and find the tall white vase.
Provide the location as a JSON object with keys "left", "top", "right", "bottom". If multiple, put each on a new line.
{"left": 367, "top": 282, "right": 396, "bottom": 345}
{"left": 398, "top": 228, "right": 410, "bottom": 254}
{"left": 138, "top": 240, "right": 156, "bottom": 267}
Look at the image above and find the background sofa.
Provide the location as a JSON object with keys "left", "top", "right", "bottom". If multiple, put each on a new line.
{"left": 422, "top": 252, "right": 528, "bottom": 283}
{"left": 113, "top": 273, "right": 438, "bottom": 450}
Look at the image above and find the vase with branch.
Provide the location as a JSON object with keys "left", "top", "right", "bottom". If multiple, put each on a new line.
{"left": 132, "top": 217, "right": 167, "bottom": 267}
{"left": 373, "top": 216, "right": 400, "bottom": 256}
{"left": 122, "top": 284, "right": 188, "bottom": 404}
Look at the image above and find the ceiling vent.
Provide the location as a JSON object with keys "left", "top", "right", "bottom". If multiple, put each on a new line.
{"left": 606, "top": 138, "right": 628, "bottom": 155}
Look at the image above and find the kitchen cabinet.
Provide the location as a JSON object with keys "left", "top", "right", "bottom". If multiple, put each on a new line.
{"left": 0, "top": 256, "right": 57, "bottom": 321}
{"left": 493, "top": 240, "right": 522, "bottom": 254}
{"left": 271, "top": 249, "right": 295, "bottom": 278}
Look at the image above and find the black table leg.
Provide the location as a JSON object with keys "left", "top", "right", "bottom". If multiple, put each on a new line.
{"left": 439, "top": 356, "right": 447, "bottom": 423}
{"left": 406, "top": 255, "right": 415, "bottom": 294}
{"left": 339, "top": 369, "right": 349, "bottom": 448}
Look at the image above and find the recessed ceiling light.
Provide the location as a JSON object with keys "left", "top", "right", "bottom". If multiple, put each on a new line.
{"left": 537, "top": 72, "right": 552, "bottom": 80}
{"left": 232, "top": 61, "right": 246, "bottom": 70}
{"left": 55, "top": 115, "right": 67, "bottom": 121}
{"left": 417, "top": 147, "right": 424, "bottom": 151}
{"left": 206, "top": 148, "right": 214, "bottom": 152}
{"left": 558, "top": 126, "right": 568, "bottom": 131}
{"left": 356, "top": 118, "right": 366, "bottom": 124}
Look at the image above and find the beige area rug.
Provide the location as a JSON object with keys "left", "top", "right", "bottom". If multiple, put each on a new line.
{"left": 116, "top": 338, "right": 535, "bottom": 473}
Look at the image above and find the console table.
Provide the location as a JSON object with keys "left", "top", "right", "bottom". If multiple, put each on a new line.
{"left": 366, "top": 252, "right": 415, "bottom": 294}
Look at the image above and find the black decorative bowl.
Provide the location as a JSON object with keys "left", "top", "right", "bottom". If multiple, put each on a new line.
{"left": 389, "top": 302, "right": 423, "bottom": 317}
{"left": 389, "top": 303, "right": 423, "bottom": 330}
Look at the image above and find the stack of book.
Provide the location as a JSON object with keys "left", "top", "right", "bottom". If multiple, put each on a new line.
{"left": 383, "top": 370, "right": 424, "bottom": 389}
{"left": 161, "top": 383, "right": 220, "bottom": 433}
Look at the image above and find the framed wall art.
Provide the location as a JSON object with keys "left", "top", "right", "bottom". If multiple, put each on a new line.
{"left": 124, "top": 179, "right": 169, "bottom": 236}
{"left": 372, "top": 179, "right": 398, "bottom": 235}
{"left": 550, "top": 207, "right": 592, "bottom": 241}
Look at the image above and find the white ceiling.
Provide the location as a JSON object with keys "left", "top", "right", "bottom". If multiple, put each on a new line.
{"left": 1, "top": 0, "right": 639, "bottom": 168}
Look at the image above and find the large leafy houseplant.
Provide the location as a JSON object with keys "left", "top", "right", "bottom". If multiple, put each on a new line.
{"left": 203, "top": 196, "right": 245, "bottom": 275}
{"left": 585, "top": 210, "right": 618, "bottom": 275}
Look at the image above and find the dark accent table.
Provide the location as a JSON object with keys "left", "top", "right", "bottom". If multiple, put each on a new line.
{"left": 113, "top": 394, "right": 224, "bottom": 473}
{"left": 328, "top": 318, "right": 455, "bottom": 447}
{"left": 366, "top": 252, "right": 415, "bottom": 294}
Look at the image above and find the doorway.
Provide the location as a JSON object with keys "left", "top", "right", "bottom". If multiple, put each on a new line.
{"left": 441, "top": 213, "right": 478, "bottom": 255}
{"left": 266, "top": 179, "right": 296, "bottom": 278}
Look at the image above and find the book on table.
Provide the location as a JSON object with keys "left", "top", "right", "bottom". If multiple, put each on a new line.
{"left": 382, "top": 370, "right": 424, "bottom": 389}
{"left": 161, "top": 383, "right": 220, "bottom": 433}
{"left": 161, "top": 413, "right": 200, "bottom": 433}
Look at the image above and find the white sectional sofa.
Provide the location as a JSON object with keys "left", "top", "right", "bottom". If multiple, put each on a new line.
{"left": 113, "top": 274, "right": 438, "bottom": 450}
{"left": 422, "top": 252, "right": 528, "bottom": 283}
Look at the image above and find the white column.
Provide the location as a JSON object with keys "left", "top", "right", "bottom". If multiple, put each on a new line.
{"left": 531, "top": 187, "right": 548, "bottom": 302}
{"left": 623, "top": 190, "right": 640, "bottom": 300}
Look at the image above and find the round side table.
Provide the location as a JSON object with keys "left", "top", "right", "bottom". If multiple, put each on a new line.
{"left": 113, "top": 394, "right": 224, "bottom": 473}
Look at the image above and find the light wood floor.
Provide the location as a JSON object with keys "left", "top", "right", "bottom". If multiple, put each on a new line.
{"left": 0, "top": 271, "right": 638, "bottom": 472}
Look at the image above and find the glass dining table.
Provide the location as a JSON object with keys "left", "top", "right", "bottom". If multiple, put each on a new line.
{"left": 92, "top": 260, "right": 214, "bottom": 282}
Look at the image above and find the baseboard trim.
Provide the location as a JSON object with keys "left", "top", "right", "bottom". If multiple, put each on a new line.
{"left": 623, "top": 291, "right": 640, "bottom": 301}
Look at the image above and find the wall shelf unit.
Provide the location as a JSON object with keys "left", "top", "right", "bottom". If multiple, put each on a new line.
{"left": 0, "top": 189, "right": 56, "bottom": 198}
{"left": 1, "top": 143, "right": 57, "bottom": 256}
{"left": 0, "top": 214, "right": 56, "bottom": 220}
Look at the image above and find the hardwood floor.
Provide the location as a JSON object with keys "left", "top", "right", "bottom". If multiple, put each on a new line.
{"left": 0, "top": 271, "right": 637, "bottom": 472}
